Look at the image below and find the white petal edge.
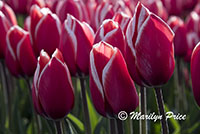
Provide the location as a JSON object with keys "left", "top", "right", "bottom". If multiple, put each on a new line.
{"left": 90, "top": 44, "right": 104, "bottom": 99}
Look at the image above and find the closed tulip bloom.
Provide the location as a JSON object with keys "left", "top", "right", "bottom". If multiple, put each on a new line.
{"left": 112, "top": 12, "right": 131, "bottom": 34}
{"left": 0, "top": 1, "right": 17, "bottom": 25}
{"left": 125, "top": 2, "right": 175, "bottom": 87}
{"left": 56, "top": 0, "right": 89, "bottom": 23}
{"left": 89, "top": 41, "right": 139, "bottom": 117}
{"left": 0, "top": 11, "right": 12, "bottom": 58}
{"left": 30, "top": 5, "right": 61, "bottom": 56}
{"left": 32, "top": 49, "right": 74, "bottom": 120}
{"left": 168, "top": 16, "right": 188, "bottom": 57}
{"left": 59, "top": 14, "right": 94, "bottom": 75}
{"left": 161, "top": 0, "right": 183, "bottom": 15}
{"left": 91, "top": 1, "right": 114, "bottom": 32}
{"left": 191, "top": 42, "right": 200, "bottom": 107}
{"left": 6, "top": 0, "right": 29, "bottom": 14}
{"left": 94, "top": 19, "right": 126, "bottom": 55}
{"left": 5, "top": 25, "right": 37, "bottom": 77}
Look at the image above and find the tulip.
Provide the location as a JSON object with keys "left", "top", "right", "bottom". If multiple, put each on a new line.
{"left": 161, "top": 0, "right": 183, "bottom": 15}
{"left": 30, "top": 5, "right": 61, "bottom": 56}
{"left": 0, "top": 11, "right": 12, "bottom": 58}
{"left": 125, "top": 2, "right": 175, "bottom": 87}
{"left": 112, "top": 12, "right": 131, "bottom": 33}
{"left": 24, "top": 16, "right": 31, "bottom": 31}
{"left": 55, "top": 0, "right": 89, "bottom": 23}
{"left": 0, "top": 1, "right": 17, "bottom": 25}
{"left": 59, "top": 14, "right": 94, "bottom": 76}
{"left": 140, "top": 0, "right": 168, "bottom": 21}
{"left": 6, "top": 0, "right": 29, "bottom": 14}
{"left": 32, "top": 49, "right": 74, "bottom": 120}
{"left": 185, "top": 11, "right": 200, "bottom": 39}
{"left": 168, "top": 16, "right": 188, "bottom": 57}
{"left": 94, "top": 19, "right": 126, "bottom": 55}
{"left": 191, "top": 42, "right": 200, "bottom": 107}
{"left": 184, "top": 32, "right": 199, "bottom": 62}
{"left": 89, "top": 41, "right": 139, "bottom": 117}
{"left": 5, "top": 25, "right": 37, "bottom": 77}
{"left": 91, "top": 1, "right": 114, "bottom": 32}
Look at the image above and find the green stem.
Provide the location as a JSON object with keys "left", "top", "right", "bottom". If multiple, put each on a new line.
{"left": 55, "top": 121, "right": 64, "bottom": 134}
{"left": 0, "top": 60, "right": 11, "bottom": 129}
{"left": 109, "top": 119, "right": 116, "bottom": 134}
{"left": 25, "top": 77, "right": 42, "bottom": 134}
{"left": 79, "top": 76, "right": 91, "bottom": 134}
{"left": 154, "top": 88, "right": 169, "bottom": 134}
{"left": 140, "top": 87, "right": 147, "bottom": 134}
{"left": 116, "top": 119, "right": 124, "bottom": 134}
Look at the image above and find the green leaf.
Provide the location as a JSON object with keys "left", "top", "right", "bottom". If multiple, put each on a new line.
{"left": 164, "top": 105, "right": 180, "bottom": 134}
{"left": 67, "top": 113, "right": 84, "bottom": 132}
{"left": 86, "top": 91, "right": 100, "bottom": 133}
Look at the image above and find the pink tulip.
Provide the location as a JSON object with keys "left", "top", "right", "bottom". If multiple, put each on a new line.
{"left": 112, "top": 12, "right": 131, "bottom": 34}
{"left": 168, "top": 16, "right": 188, "bottom": 57}
{"left": 0, "top": 11, "right": 12, "bottom": 58}
{"left": 32, "top": 49, "right": 74, "bottom": 119}
{"left": 191, "top": 42, "right": 200, "bottom": 107}
{"left": 59, "top": 14, "right": 94, "bottom": 75}
{"left": 30, "top": 5, "right": 61, "bottom": 56}
{"left": 91, "top": 1, "right": 114, "bottom": 32}
{"left": 184, "top": 32, "right": 199, "bottom": 62}
{"left": 55, "top": 0, "right": 89, "bottom": 23}
{"left": 94, "top": 19, "right": 126, "bottom": 55}
{"left": 0, "top": 1, "right": 17, "bottom": 25}
{"left": 89, "top": 41, "right": 139, "bottom": 117}
{"left": 161, "top": 0, "right": 183, "bottom": 15}
{"left": 125, "top": 2, "right": 175, "bottom": 87}
{"left": 5, "top": 25, "right": 37, "bottom": 77}
{"left": 140, "top": 0, "right": 168, "bottom": 21}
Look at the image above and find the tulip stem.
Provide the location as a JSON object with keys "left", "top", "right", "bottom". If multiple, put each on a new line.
{"left": 79, "top": 76, "right": 92, "bottom": 134}
{"left": 55, "top": 121, "right": 64, "bottom": 134}
{"left": 25, "top": 77, "right": 42, "bottom": 134}
{"left": 140, "top": 86, "right": 147, "bottom": 134}
{"left": 109, "top": 119, "right": 117, "bottom": 134}
{"left": 154, "top": 88, "right": 169, "bottom": 134}
{"left": 0, "top": 60, "right": 11, "bottom": 129}
{"left": 116, "top": 119, "right": 124, "bottom": 134}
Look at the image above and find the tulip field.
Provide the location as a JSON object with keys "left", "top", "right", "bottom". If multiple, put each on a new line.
{"left": 0, "top": 0, "right": 200, "bottom": 134}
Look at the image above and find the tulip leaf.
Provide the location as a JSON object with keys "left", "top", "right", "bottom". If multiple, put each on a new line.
{"left": 164, "top": 105, "right": 180, "bottom": 134}
{"left": 65, "top": 119, "right": 78, "bottom": 134}
{"left": 67, "top": 113, "right": 84, "bottom": 132}
{"left": 86, "top": 91, "right": 100, "bottom": 133}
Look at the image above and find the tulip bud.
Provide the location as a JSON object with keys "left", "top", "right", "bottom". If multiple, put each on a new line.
{"left": 168, "top": 16, "right": 188, "bottom": 57}
{"left": 56, "top": 0, "right": 89, "bottom": 23}
{"left": 94, "top": 19, "right": 126, "bottom": 55}
{"left": 191, "top": 42, "right": 200, "bottom": 107}
{"left": 24, "top": 16, "right": 31, "bottom": 31}
{"left": 185, "top": 11, "right": 200, "bottom": 37}
{"left": 112, "top": 12, "right": 131, "bottom": 33}
{"left": 141, "top": 0, "right": 168, "bottom": 21}
{"left": 89, "top": 41, "right": 139, "bottom": 117}
{"left": 0, "top": 11, "right": 12, "bottom": 58}
{"left": 184, "top": 32, "right": 199, "bottom": 62}
{"left": 0, "top": 1, "right": 17, "bottom": 25}
{"left": 32, "top": 49, "right": 74, "bottom": 120}
{"left": 6, "top": 0, "right": 29, "bottom": 14}
{"left": 30, "top": 5, "right": 61, "bottom": 56}
{"left": 59, "top": 14, "right": 94, "bottom": 75}
{"left": 161, "top": 0, "right": 183, "bottom": 15}
{"left": 91, "top": 1, "right": 114, "bottom": 32}
{"left": 125, "top": 2, "right": 175, "bottom": 87}
{"left": 5, "top": 25, "right": 37, "bottom": 77}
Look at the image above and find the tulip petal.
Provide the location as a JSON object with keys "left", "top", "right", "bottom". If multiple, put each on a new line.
{"left": 191, "top": 43, "right": 200, "bottom": 107}
{"left": 16, "top": 33, "right": 37, "bottom": 76}
{"left": 102, "top": 48, "right": 139, "bottom": 114}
